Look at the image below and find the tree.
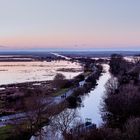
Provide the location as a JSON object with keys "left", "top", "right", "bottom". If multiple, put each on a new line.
{"left": 54, "top": 73, "right": 66, "bottom": 81}
{"left": 105, "top": 77, "right": 118, "bottom": 95}
{"left": 133, "top": 55, "right": 140, "bottom": 65}
{"left": 23, "top": 92, "right": 53, "bottom": 137}
{"left": 49, "top": 105, "right": 80, "bottom": 140}
{"left": 102, "top": 82, "right": 140, "bottom": 128}
{"left": 53, "top": 73, "right": 66, "bottom": 89}
{"left": 110, "top": 54, "right": 126, "bottom": 75}
{"left": 125, "top": 117, "right": 140, "bottom": 140}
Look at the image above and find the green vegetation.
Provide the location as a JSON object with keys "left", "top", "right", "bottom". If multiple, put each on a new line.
{"left": 53, "top": 88, "right": 69, "bottom": 96}
{"left": 0, "top": 125, "right": 13, "bottom": 140}
{"left": 83, "top": 71, "right": 92, "bottom": 77}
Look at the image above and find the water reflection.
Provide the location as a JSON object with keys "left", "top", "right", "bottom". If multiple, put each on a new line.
{"left": 31, "top": 64, "right": 111, "bottom": 140}
{"left": 78, "top": 64, "right": 111, "bottom": 127}
{"left": 0, "top": 60, "right": 82, "bottom": 85}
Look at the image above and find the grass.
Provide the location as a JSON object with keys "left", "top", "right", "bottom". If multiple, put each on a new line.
{"left": 0, "top": 125, "right": 14, "bottom": 140}
{"left": 83, "top": 71, "right": 92, "bottom": 77}
{"left": 53, "top": 88, "right": 69, "bottom": 97}
{"left": 0, "top": 123, "right": 33, "bottom": 140}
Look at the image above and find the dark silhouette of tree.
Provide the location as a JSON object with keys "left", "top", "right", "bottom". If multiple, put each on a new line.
{"left": 110, "top": 54, "right": 127, "bottom": 76}
{"left": 124, "top": 117, "right": 140, "bottom": 140}
{"left": 53, "top": 73, "right": 66, "bottom": 89}
{"left": 22, "top": 92, "right": 53, "bottom": 137}
{"left": 49, "top": 104, "right": 80, "bottom": 140}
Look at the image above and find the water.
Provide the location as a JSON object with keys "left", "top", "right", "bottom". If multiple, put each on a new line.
{"left": 0, "top": 60, "right": 82, "bottom": 85}
{"left": 51, "top": 53, "right": 71, "bottom": 60}
{"left": 78, "top": 64, "right": 111, "bottom": 126}
{"left": 31, "top": 64, "right": 111, "bottom": 140}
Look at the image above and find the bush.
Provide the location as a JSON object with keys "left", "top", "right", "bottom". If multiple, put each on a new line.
{"left": 124, "top": 117, "right": 140, "bottom": 140}
{"left": 109, "top": 54, "right": 128, "bottom": 76}
{"left": 67, "top": 96, "right": 80, "bottom": 108}
{"left": 103, "top": 82, "right": 140, "bottom": 128}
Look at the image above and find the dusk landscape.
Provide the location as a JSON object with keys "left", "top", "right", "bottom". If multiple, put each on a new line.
{"left": 0, "top": 1, "right": 140, "bottom": 140}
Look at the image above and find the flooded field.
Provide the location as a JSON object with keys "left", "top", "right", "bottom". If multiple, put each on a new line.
{"left": 0, "top": 60, "right": 82, "bottom": 85}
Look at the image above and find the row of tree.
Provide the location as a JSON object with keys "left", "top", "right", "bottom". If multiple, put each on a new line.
{"left": 63, "top": 54, "right": 140, "bottom": 140}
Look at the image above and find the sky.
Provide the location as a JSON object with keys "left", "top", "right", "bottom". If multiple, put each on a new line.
{"left": 0, "top": 0, "right": 140, "bottom": 51}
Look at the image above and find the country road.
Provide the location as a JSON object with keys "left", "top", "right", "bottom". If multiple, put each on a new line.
{"left": 0, "top": 80, "right": 83, "bottom": 127}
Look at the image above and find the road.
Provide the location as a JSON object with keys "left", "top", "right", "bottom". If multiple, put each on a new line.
{"left": 0, "top": 53, "right": 93, "bottom": 127}
{"left": 0, "top": 79, "right": 84, "bottom": 127}
{"left": 0, "top": 53, "right": 73, "bottom": 127}
{"left": 51, "top": 53, "right": 71, "bottom": 60}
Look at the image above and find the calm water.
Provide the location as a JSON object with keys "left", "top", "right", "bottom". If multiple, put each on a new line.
{"left": 31, "top": 64, "right": 111, "bottom": 140}
{"left": 78, "top": 64, "right": 111, "bottom": 126}
{"left": 0, "top": 60, "right": 82, "bottom": 85}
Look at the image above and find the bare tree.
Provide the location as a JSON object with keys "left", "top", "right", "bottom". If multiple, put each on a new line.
{"left": 23, "top": 93, "right": 54, "bottom": 137}
{"left": 105, "top": 77, "right": 118, "bottom": 95}
{"left": 49, "top": 105, "right": 80, "bottom": 140}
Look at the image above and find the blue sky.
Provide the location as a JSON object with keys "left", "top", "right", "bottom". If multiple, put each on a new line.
{"left": 0, "top": 0, "right": 140, "bottom": 50}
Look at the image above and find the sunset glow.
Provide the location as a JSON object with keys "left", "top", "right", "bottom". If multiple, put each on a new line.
{"left": 0, "top": 0, "right": 140, "bottom": 50}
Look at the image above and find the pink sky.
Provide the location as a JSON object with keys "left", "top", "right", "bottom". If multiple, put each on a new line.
{"left": 0, "top": 0, "right": 140, "bottom": 50}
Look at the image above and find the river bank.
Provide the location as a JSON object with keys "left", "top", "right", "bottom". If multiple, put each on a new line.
{"left": 0, "top": 53, "right": 107, "bottom": 140}
{"left": 78, "top": 64, "right": 110, "bottom": 127}
{"left": 0, "top": 59, "right": 82, "bottom": 116}
{"left": 30, "top": 64, "right": 109, "bottom": 140}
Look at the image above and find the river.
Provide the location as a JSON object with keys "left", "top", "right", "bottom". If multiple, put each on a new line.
{"left": 0, "top": 52, "right": 111, "bottom": 138}
{"left": 78, "top": 64, "right": 111, "bottom": 127}
{"left": 31, "top": 64, "right": 111, "bottom": 140}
